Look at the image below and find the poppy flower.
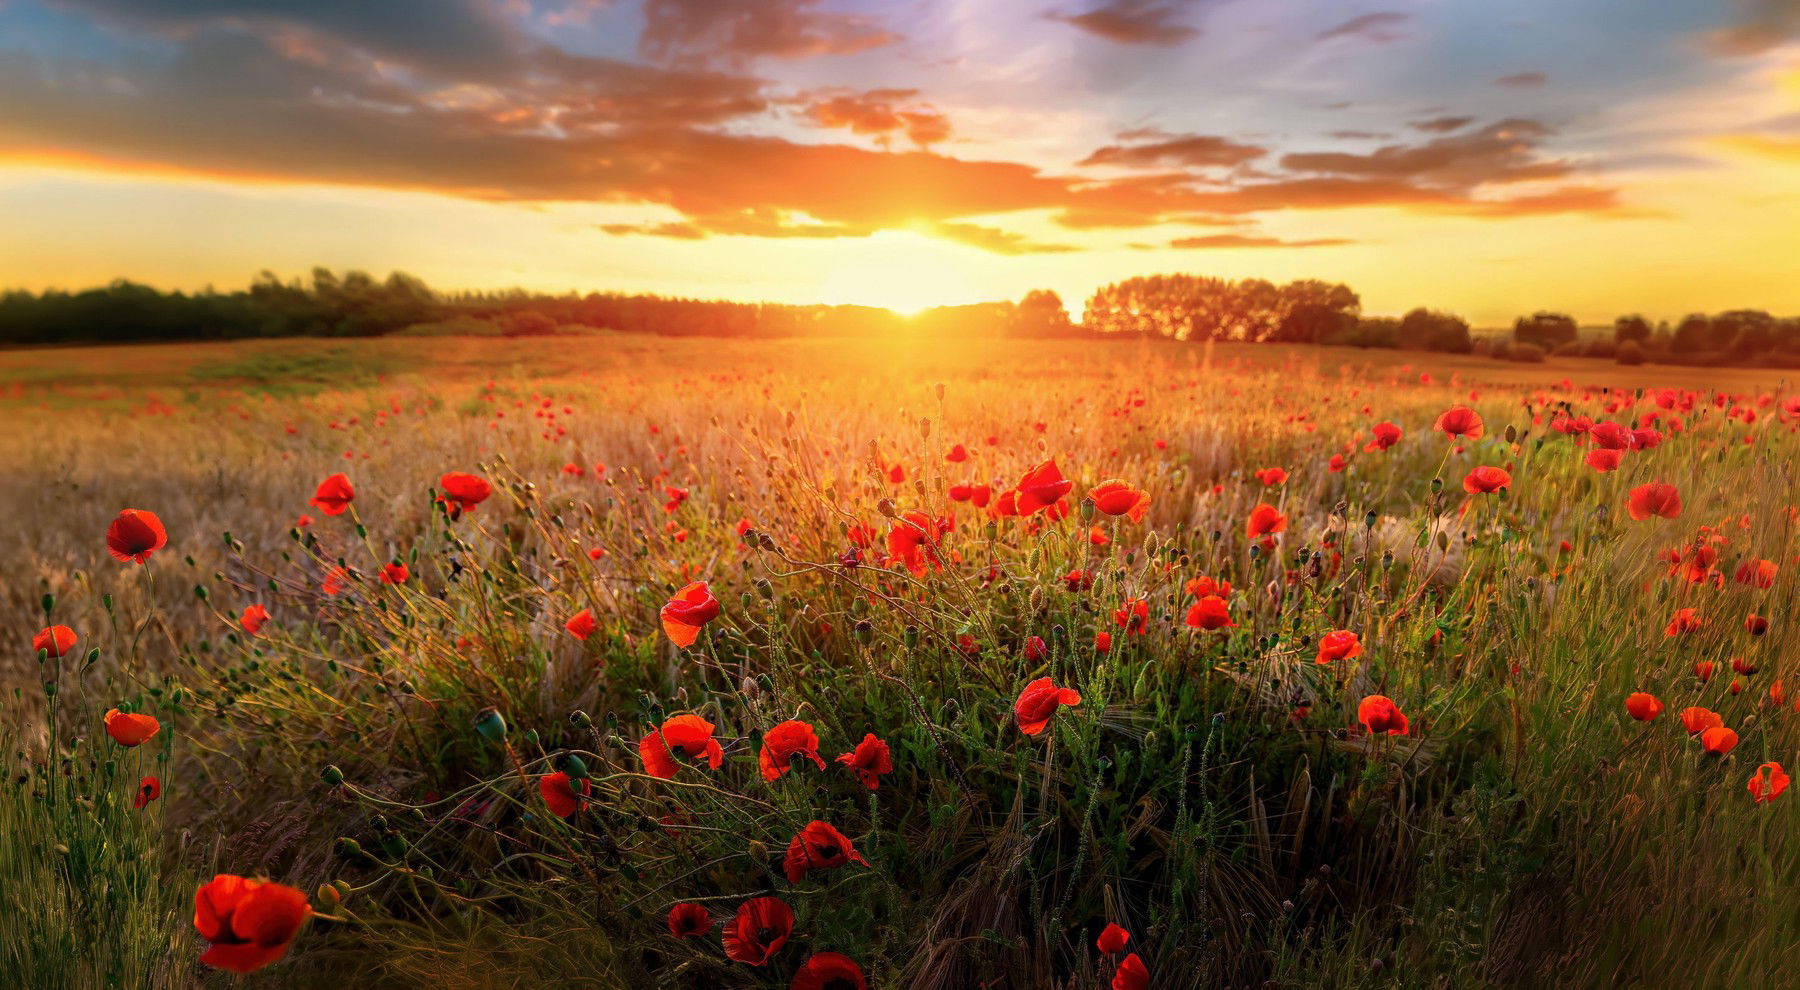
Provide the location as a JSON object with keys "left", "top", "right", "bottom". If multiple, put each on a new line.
{"left": 661, "top": 582, "right": 721, "bottom": 648}
{"left": 32, "top": 625, "right": 76, "bottom": 659}
{"left": 1624, "top": 692, "right": 1663, "bottom": 722}
{"left": 782, "top": 820, "right": 868, "bottom": 884}
{"left": 640, "top": 714, "right": 725, "bottom": 779}
{"left": 379, "top": 562, "right": 409, "bottom": 585}
{"left": 1014, "top": 676, "right": 1082, "bottom": 735}
{"left": 836, "top": 733, "right": 893, "bottom": 790}
{"left": 134, "top": 775, "right": 161, "bottom": 809}
{"left": 1679, "top": 707, "right": 1723, "bottom": 735}
{"left": 1357, "top": 695, "right": 1409, "bottom": 736}
{"left": 1434, "top": 406, "right": 1484, "bottom": 440}
{"left": 1749, "top": 762, "right": 1790, "bottom": 803}
{"left": 1184, "top": 576, "right": 1231, "bottom": 598}
{"left": 1094, "top": 631, "right": 1113, "bottom": 652}
{"left": 1664, "top": 607, "right": 1704, "bottom": 637}
{"left": 539, "top": 772, "right": 590, "bottom": 818}
{"left": 1746, "top": 613, "right": 1769, "bottom": 636}
{"left": 1368, "top": 422, "right": 1402, "bottom": 450}
{"left": 104, "top": 708, "right": 160, "bottom": 747}
{"left": 1316, "top": 630, "right": 1362, "bottom": 664}
{"left": 321, "top": 566, "right": 349, "bottom": 596}
{"left": 239, "top": 605, "right": 269, "bottom": 636}
{"left": 945, "top": 443, "right": 968, "bottom": 462}
{"left": 759, "top": 719, "right": 827, "bottom": 781}
{"left": 564, "top": 608, "right": 597, "bottom": 640}
{"left": 1735, "top": 559, "right": 1778, "bottom": 588}
{"left": 667, "top": 903, "right": 711, "bottom": 938}
{"left": 1063, "top": 569, "right": 1094, "bottom": 592}
{"left": 1113, "top": 953, "right": 1149, "bottom": 990}
{"left": 1462, "top": 466, "right": 1511, "bottom": 494}
{"left": 1184, "top": 595, "right": 1233, "bottom": 631}
{"left": 1700, "top": 726, "right": 1739, "bottom": 755}
{"left": 438, "top": 472, "right": 491, "bottom": 514}
{"left": 1254, "top": 467, "right": 1287, "bottom": 486}
{"left": 309, "top": 473, "right": 354, "bottom": 516}
{"left": 1113, "top": 598, "right": 1150, "bottom": 635}
{"left": 107, "top": 508, "right": 168, "bottom": 563}
{"left": 792, "top": 952, "right": 867, "bottom": 990}
{"left": 1585, "top": 449, "right": 1622, "bottom": 473}
{"left": 886, "top": 511, "right": 944, "bottom": 577}
{"left": 1024, "top": 635, "right": 1048, "bottom": 662}
{"left": 722, "top": 896, "right": 793, "bottom": 966}
{"left": 1015, "top": 460, "right": 1074, "bottom": 515}
{"left": 1246, "top": 503, "right": 1287, "bottom": 539}
{"left": 193, "top": 874, "right": 310, "bottom": 973}
{"left": 1627, "top": 482, "right": 1682, "bottom": 521}
{"left": 1089, "top": 480, "right": 1150, "bottom": 522}
{"left": 1097, "top": 923, "right": 1130, "bottom": 954}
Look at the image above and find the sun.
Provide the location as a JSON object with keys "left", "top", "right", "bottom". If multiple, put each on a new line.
{"left": 814, "top": 230, "right": 982, "bottom": 316}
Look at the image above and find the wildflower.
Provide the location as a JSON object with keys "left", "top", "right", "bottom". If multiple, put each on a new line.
{"left": 379, "top": 562, "right": 409, "bottom": 584}
{"left": 1700, "top": 726, "right": 1739, "bottom": 755}
{"left": 1113, "top": 597, "right": 1150, "bottom": 636}
{"left": 134, "top": 775, "right": 161, "bottom": 809}
{"left": 438, "top": 472, "right": 491, "bottom": 515}
{"left": 107, "top": 508, "right": 167, "bottom": 563}
{"left": 239, "top": 605, "right": 269, "bottom": 636}
{"left": 538, "top": 772, "right": 590, "bottom": 818}
{"left": 660, "top": 582, "right": 721, "bottom": 647}
{"left": 32, "top": 625, "right": 76, "bottom": 658}
{"left": 1015, "top": 459, "right": 1073, "bottom": 514}
{"left": 193, "top": 874, "right": 310, "bottom": 973}
{"left": 782, "top": 820, "right": 868, "bottom": 884}
{"left": 836, "top": 733, "right": 893, "bottom": 790}
{"left": 1624, "top": 692, "right": 1664, "bottom": 722}
{"left": 309, "top": 473, "right": 354, "bottom": 515}
{"left": 1462, "top": 466, "right": 1511, "bottom": 494}
{"left": 564, "top": 608, "right": 597, "bottom": 640}
{"left": 667, "top": 903, "right": 711, "bottom": 938}
{"left": 1113, "top": 953, "right": 1149, "bottom": 990}
{"left": 1627, "top": 482, "right": 1682, "bottom": 521}
{"left": 1679, "top": 707, "right": 1723, "bottom": 735}
{"left": 1434, "top": 406, "right": 1484, "bottom": 440}
{"left": 759, "top": 719, "right": 826, "bottom": 781}
{"left": 1246, "top": 503, "right": 1287, "bottom": 539}
{"left": 1089, "top": 480, "right": 1150, "bottom": 522}
{"left": 1585, "top": 449, "right": 1622, "bottom": 472}
{"left": 1094, "top": 631, "right": 1113, "bottom": 652}
{"left": 1316, "top": 630, "right": 1361, "bottom": 664}
{"left": 1357, "top": 695, "right": 1409, "bottom": 736}
{"left": 1664, "top": 607, "right": 1704, "bottom": 636}
{"left": 1015, "top": 676, "right": 1082, "bottom": 735}
{"left": 104, "top": 708, "right": 160, "bottom": 747}
{"left": 1254, "top": 467, "right": 1288, "bottom": 486}
{"left": 722, "top": 896, "right": 793, "bottom": 966}
{"left": 1184, "top": 595, "right": 1233, "bottom": 630}
{"left": 886, "top": 511, "right": 943, "bottom": 577}
{"left": 1749, "top": 763, "right": 1790, "bottom": 803}
{"left": 1368, "top": 422, "right": 1402, "bottom": 450}
{"left": 1184, "top": 576, "right": 1231, "bottom": 598}
{"left": 640, "top": 714, "right": 725, "bottom": 779}
{"left": 1735, "top": 559, "right": 1778, "bottom": 588}
{"left": 792, "top": 952, "right": 867, "bottom": 990}
{"left": 1097, "top": 923, "right": 1130, "bottom": 954}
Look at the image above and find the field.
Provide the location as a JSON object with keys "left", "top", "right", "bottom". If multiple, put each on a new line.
{"left": 3, "top": 333, "right": 1798, "bottom": 989}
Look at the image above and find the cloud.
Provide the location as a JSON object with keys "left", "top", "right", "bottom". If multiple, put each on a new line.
{"left": 1327, "top": 129, "right": 1393, "bottom": 140}
{"left": 1706, "top": 0, "right": 1800, "bottom": 54}
{"left": 930, "top": 223, "right": 1080, "bottom": 254}
{"left": 1079, "top": 133, "right": 1266, "bottom": 169}
{"left": 1048, "top": 1, "right": 1203, "bottom": 45}
{"left": 1410, "top": 116, "right": 1474, "bottom": 133}
{"left": 1493, "top": 71, "right": 1548, "bottom": 88}
{"left": 1278, "top": 119, "right": 1569, "bottom": 187}
{"left": 639, "top": 0, "right": 900, "bottom": 64}
{"left": 1169, "top": 233, "right": 1354, "bottom": 248}
{"left": 1314, "top": 12, "right": 1412, "bottom": 43}
{"left": 800, "top": 88, "right": 951, "bottom": 147}
{"left": 1454, "top": 186, "right": 1642, "bottom": 217}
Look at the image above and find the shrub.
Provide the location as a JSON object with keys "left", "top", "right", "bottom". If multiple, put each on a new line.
{"left": 1584, "top": 338, "right": 1616, "bottom": 359}
{"left": 1510, "top": 342, "right": 1547, "bottom": 362}
{"left": 1551, "top": 341, "right": 1584, "bottom": 357}
{"left": 1616, "top": 340, "right": 1645, "bottom": 365}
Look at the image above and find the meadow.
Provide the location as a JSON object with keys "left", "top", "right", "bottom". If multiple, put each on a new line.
{"left": 3, "top": 333, "right": 1797, "bottom": 989}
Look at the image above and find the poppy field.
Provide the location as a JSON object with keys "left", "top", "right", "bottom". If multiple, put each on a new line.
{"left": 5, "top": 335, "right": 1800, "bottom": 989}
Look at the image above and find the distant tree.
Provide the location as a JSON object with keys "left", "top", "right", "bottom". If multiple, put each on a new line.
{"left": 1513, "top": 311, "right": 1577, "bottom": 350}
{"left": 1613, "top": 314, "right": 1651, "bottom": 345}
{"left": 1672, "top": 313, "right": 1718, "bottom": 354}
{"left": 1013, "top": 289, "right": 1074, "bottom": 336}
{"left": 1399, "top": 308, "right": 1472, "bottom": 353}
{"left": 503, "top": 310, "right": 559, "bottom": 337}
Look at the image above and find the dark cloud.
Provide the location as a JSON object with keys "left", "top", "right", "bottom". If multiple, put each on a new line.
{"left": 1327, "top": 129, "right": 1393, "bottom": 140}
{"left": 1314, "top": 12, "right": 1411, "bottom": 43}
{"left": 1279, "top": 119, "right": 1569, "bottom": 187}
{"left": 639, "top": 0, "right": 900, "bottom": 64}
{"left": 1493, "top": 71, "right": 1548, "bottom": 87}
{"left": 1707, "top": 0, "right": 1800, "bottom": 54}
{"left": 1169, "top": 233, "right": 1353, "bottom": 248}
{"left": 1410, "top": 116, "right": 1474, "bottom": 133}
{"left": 800, "top": 88, "right": 950, "bottom": 147}
{"left": 1048, "top": 1, "right": 1203, "bottom": 45}
{"left": 1079, "top": 133, "right": 1266, "bottom": 169}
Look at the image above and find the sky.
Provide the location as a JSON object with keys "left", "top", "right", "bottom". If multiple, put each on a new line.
{"left": 0, "top": 0, "right": 1796, "bottom": 325}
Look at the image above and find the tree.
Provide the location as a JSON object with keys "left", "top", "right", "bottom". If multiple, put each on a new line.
{"left": 1613, "top": 314, "right": 1651, "bottom": 344}
{"left": 1514, "top": 312, "right": 1577, "bottom": 350}
{"left": 1400, "top": 308, "right": 1472, "bottom": 353}
{"left": 1013, "top": 289, "right": 1074, "bottom": 336}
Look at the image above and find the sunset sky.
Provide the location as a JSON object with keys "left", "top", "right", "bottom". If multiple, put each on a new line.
{"left": 0, "top": 0, "right": 1797, "bottom": 324}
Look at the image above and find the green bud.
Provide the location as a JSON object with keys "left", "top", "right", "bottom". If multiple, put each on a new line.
{"left": 473, "top": 707, "right": 507, "bottom": 742}
{"left": 321, "top": 765, "right": 345, "bottom": 786}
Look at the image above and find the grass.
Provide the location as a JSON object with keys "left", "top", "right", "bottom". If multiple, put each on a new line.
{"left": 1, "top": 332, "right": 1796, "bottom": 988}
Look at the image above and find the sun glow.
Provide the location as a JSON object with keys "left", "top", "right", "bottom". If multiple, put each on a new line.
{"left": 814, "top": 230, "right": 982, "bottom": 316}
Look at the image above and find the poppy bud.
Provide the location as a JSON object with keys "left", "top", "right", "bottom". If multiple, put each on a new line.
{"left": 194, "top": 584, "right": 209, "bottom": 601}
{"left": 748, "top": 839, "right": 768, "bottom": 862}
{"left": 740, "top": 592, "right": 754, "bottom": 611}
{"left": 380, "top": 831, "right": 407, "bottom": 859}
{"left": 919, "top": 417, "right": 930, "bottom": 438}
{"left": 335, "top": 837, "right": 366, "bottom": 860}
{"left": 317, "top": 884, "right": 340, "bottom": 908}
{"left": 1080, "top": 498, "right": 1096, "bottom": 521}
{"left": 854, "top": 620, "right": 874, "bottom": 644}
{"left": 756, "top": 673, "right": 774, "bottom": 695}
{"left": 877, "top": 498, "right": 897, "bottom": 518}
{"left": 559, "top": 752, "right": 590, "bottom": 780}
{"left": 40, "top": 593, "right": 54, "bottom": 616}
{"left": 903, "top": 625, "right": 920, "bottom": 648}
{"left": 758, "top": 532, "right": 777, "bottom": 551}
{"left": 1430, "top": 478, "right": 1443, "bottom": 493}
{"left": 1249, "top": 545, "right": 1261, "bottom": 560}
{"left": 1504, "top": 424, "right": 1517, "bottom": 443}
{"left": 755, "top": 579, "right": 773, "bottom": 600}
{"left": 473, "top": 708, "right": 507, "bottom": 742}
{"left": 1364, "top": 511, "right": 1377, "bottom": 529}
{"left": 321, "top": 765, "right": 344, "bottom": 786}
{"left": 984, "top": 521, "right": 998, "bottom": 541}
{"left": 569, "top": 710, "right": 592, "bottom": 728}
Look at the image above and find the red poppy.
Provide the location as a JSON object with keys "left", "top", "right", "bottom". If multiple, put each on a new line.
{"left": 1184, "top": 595, "right": 1233, "bottom": 630}
{"left": 1368, "top": 422, "right": 1402, "bottom": 450}
{"left": 1679, "top": 707, "right": 1722, "bottom": 735}
{"left": 107, "top": 508, "right": 167, "bottom": 563}
{"left": 722, "top": 896, "right": 793, "bottom": 966}
{"left": 836, "top": 733, "right": 894, "bottom": 790}
{"left": 32, "top": 625, "right": 76, "bottom": 659}
{"left": 1627, "top": 482, "right": 1682, "bottom": 521}
{"left": 1316, "top": 630, "right": 1362, "bottom": 664}
{"left": 1700, "top": 726, "right": 1738, "bottom": 755}
{"left": 1113, "top": 597, "right": 1150, "bottom": 636}
{"left": 1664, "top": 607, "right": 1704, "bottom": 636}
{"left": 1254, "top": 467, "right": 1287, "bottom": 486}
{"left": 1735, "top": 559, "right": 1778, "bottom": 588}
{"left": 792, "top": 952, "right": 867, "bottom": 990}
{"left": 1063, "top": 568, "right": 1094, "bottom": 592}
{"left": 1089, "top": 480, "right": 1150, "bottom": 522}
{"left": 760, "top": 719, "right": 827, "bottom": 781}
{"left": 1433, "top": 405, "right": 1484, "bottom": 440}
{"left": 239, "top": 605, "right": 269, "bottom": 636}
{"left": 1113, "top": 952, "right": 1149, "bottom": 990}
{"left": 661, "top": 582, "right": 721, "bottom": 648}
{"left": 438, "top": 472, "right": 491, "bottom": 514}
{"left": 1014, "top": 676, "right": 1082, "bottom": 735}
{"left": 1097, "top": 923, "right": 1130, "bottom": 954}
{"left": 886, "top": 511, "right": 944, "bottom": 577}
{"left": 1462, "top": 466, "right": 1511, "bottom": 494}
{"left": 1184, "top": 576, "right": 1231, "bottom": 598}
{"left": 134, "top": 775, "right": 161, "bottom": 809}
{"left": 1024, "top": 635, "right": 1048, "bottom": 662}
{"left": 1015, "top": 459, "right": 1074, "bottom": 515}
{"left": 322, "top": 565, "right": 349, "bottom": 596}
{"left": 1246, "top": 503, "right": 1287, "bottom": 539}
{"left": 1746, "top": 613, "right": 1770, "bottom": 636}
{"left": 1357, "top": 695, "right": 1409, "bottom": 736}
{"left": 1624, "top": 692, "right": 1663, "bottom": 722}
{"left": 782, "top": 820, "right": 868, "bottom": 884}
{"left": 193, "top": 874, "right": 310, "bottom": 973}
{"left": 564, "top": 608, "right": 597, "bottom": 640}
{"left": 640, "top": 714, "right": 725, "bottom": 779}
{"left": 104, "top": 708, "right": 160, "bottom": 747}
{"left": 945, "top": 443, "right": 968, "bottom": 462}
{"left": 379, "top": 562, "right": 409, "bottom": 585}
{"left": 1749, "top": 762, "right": 1790, "bottom": 803}
{"left": 539, "top": 772, "right": 590, "bottom": 818}
{"left": 1585, "top": 449, "right": 1622, "bottom": 473}
{"left": 667, "top": 903, "right": 711, "bottom": 938}
{"left": 1094, "top": 630, "right": 1113, "bottom": 652}
{"left": 1588, "top": 421, "right": 1635, "bottom": 450}
{"left": 309, "top": 473, "right": 354, "bottom": 516}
